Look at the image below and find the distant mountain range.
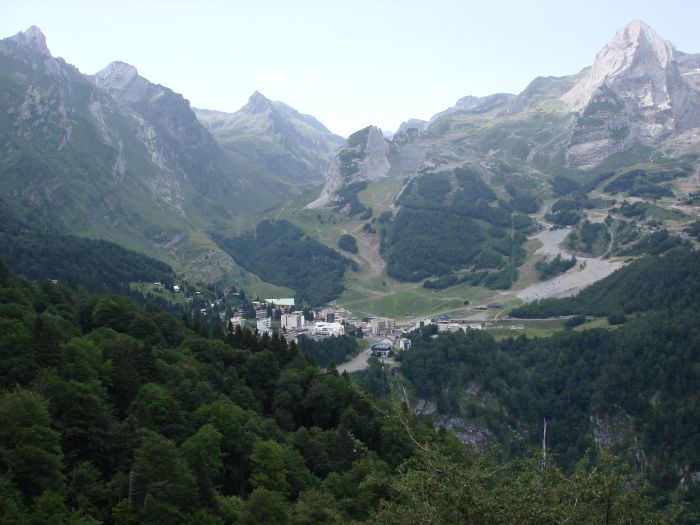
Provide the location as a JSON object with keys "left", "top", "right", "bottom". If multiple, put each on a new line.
{"left": 2, "top": 21, "right": 700, "bottom": 306}
{"left": 194, "top": 92, "right": 343, "bottom": 189}
{"left": 315, "top": 20, "right": 700, "bottom": 205}
{"left": 259, "top": 20, "right": 700, "bottom": 314}
{"left": 0, "top": 26, "right": 341, "bottom": 285}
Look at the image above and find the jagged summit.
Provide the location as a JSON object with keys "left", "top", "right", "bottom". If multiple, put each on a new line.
{"left": 10, "top": 26, "right": 51, "bottom": 56}
{"left": 94, "top": 61, "right": 140, "bottom": 91}
{"left": 242, "top": 91, "right": 273, "bottom": 114}
{"left": 562, "top": 19, "right": 678, "bottom": 111}
{"left": 396, "top": 118, "right": 428, "bottom": 135}
{"left": 559, "top": 19, "right": 700, "bottom": 168}
{"left": 307, "top": 125, "right": 390, "bottom": 209}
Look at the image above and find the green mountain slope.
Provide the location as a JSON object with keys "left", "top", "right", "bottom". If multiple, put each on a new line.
{"left": 0, "top": 202, "right": 174, "bottom": 294}
{"left": 0, "top": 27, "right": 344, "bottom": 292}
{"left": 195, "top": 91, "right": 344, "bottom": 191}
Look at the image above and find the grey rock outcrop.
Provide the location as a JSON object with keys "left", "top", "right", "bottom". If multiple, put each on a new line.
{"left": 8, "top": 25, "right": 51, "bottom": 57}
{"left": 307, "top": 125, "right": 390, "bottom": 208}
{"left": 433, "top": 415, "right": 494, "bottom": 452}
{"left": 562, "top": 20, "right": 700, "bottom": 168}
{"left": 396, "top": 118, "right": 428, "bottom": 135}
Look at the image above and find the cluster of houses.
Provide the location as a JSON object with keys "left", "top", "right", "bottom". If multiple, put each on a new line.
{"left": 228, "top": 299, "right": 348, "bottom": 339}
{"left": 226, "top": 293, "right": 527, "bottom": 347}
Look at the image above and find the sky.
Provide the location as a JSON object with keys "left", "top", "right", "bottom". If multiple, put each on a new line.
{"left": 3, "top": 0, "right": 700, "bottom": 137}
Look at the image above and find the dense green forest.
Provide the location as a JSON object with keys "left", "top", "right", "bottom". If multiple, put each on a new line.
{"left": 603, "top": 169, "right": 676, "bottom": 198}
{"left": 684, "top": 220, "right": 700, "bottom": 240}
{"left": 334, "top": 181, "right": 372, "bottom": 218}
{"left": 383, "top": 167, "right": 532, "bottom": 283}
{"left": 511, "top": 247, "right": 700, "bottom": 318}
{"left": 295, "top": 335, "right": 359, "bottom": 367}
{"left": 535, "top": 254, "right": 577, "bottom": 280}
{"left": 0, "top": 204, "right": 173, "bottom": 294}
{"left": 337, "top": 234, "right": 359, "bottom": 254}
{"left": 216, "top": 220, "right": 356, "bottom": 306}
{"left": 565, "top": 220, "right": 610, "bottom": 256}
{"left": 399, "top": 309, "right": 700, "bottom": 512}
{"left": 0, "top": 259, "right": 686, "bottom": 523}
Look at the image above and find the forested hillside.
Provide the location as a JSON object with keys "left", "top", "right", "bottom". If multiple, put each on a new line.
{"left": 511, "top": 247, "right": 700, "bottom": 318}
{"left": 0, "top": 204, "right": 173, "bottom": 294}
{"left": 0, "top": 259, "right": 683, "bottom": 524}
{"left": 398, "top": 249, "right": 700, "bottom": 512}
{"left": 382, "top": 167, "right": 533, "bottom": 287}
{"left": 216, "top": 220, "right": 356, "bottom": 306}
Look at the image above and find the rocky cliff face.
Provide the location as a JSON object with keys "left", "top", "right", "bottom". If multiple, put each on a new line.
{"left": 0, "top": 26, "right": 266, "bottom": 257}
{"left": 95, "top": 61, "right": 236, "bottom": 200}
{"left": 307, "top": 125, "right": 390, "bottom": 208}
{"left": 396, "top": 118, "right": 428, "bottom": 135}
{"left": 562, "top": 20, "right": 700, "bottom": 168}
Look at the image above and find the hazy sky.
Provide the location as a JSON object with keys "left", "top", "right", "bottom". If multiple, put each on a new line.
{"left": 3, "top": 1, "right": 699, "bottom": 136}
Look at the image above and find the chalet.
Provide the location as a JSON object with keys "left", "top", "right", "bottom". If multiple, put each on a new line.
{"left": 438, "top": 322, "right": 463, "bottom": 333}
{"left": 264, "top": 298, "right": 295, "bottom": 313}
{"left": 412, "top": 317, "right": 433, "bottom": 331}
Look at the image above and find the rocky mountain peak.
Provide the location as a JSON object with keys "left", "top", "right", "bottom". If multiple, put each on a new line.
{"left": 94, "top": 61, "right": 140, "bottom": 92}
{"left": 561, "top": 20, "right": 700, "bottom": 169}
{"left": 11, "top": 26, "right": 51, "bottom": 57}
{"left": 242, "top": 91, "right": 273, "bottom": 114}
{"left": 307, "top": 125, "right": 390, "bottom": 209}
{"left": 562, "top": 20, "right": 678, "bottom": 111}
{"left": 396, "top": 118, "right": 428, "bottom": 135}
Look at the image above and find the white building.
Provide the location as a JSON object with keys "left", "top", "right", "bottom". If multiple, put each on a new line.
{"left": 311, "top": 321, "right": 344, "bottom": 337}
{"left": 256, "top": 317, "right": 272, "bottom": 335}
{"left": 394, "top": 337, "right": 412, "bottom": 351}
{"left": 281, "top": 312, "right": 305, "bottom": 332}
{"left": 229, "top": 316, "right": 246, "bottom": 329}
{"left": 437, "top": 322, "right": 463, "bottom": 333}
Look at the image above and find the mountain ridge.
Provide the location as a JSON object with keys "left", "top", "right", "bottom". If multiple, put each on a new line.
{"left": 194, "top": 91, "right": 344, "bottom": 188}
